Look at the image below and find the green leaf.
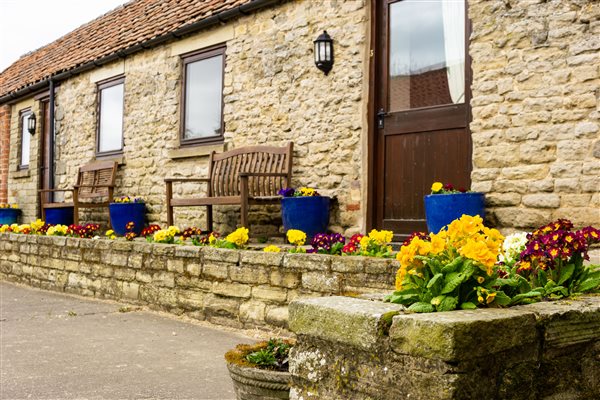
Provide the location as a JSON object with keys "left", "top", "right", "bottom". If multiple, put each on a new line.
{"left": 493, "top": 278, "right": 520, "bottom": 288}
{"left": 387, "top": 293, "right": 420, "bottom": 305}
{"left": 407, "top": 302, "right": 435, "bottom": 313}
{"left": 442, "top": 257, "right": 463, "bottom": 273}
{"left": 460, "top": 302, "right": 477, "bottom": 310}
{"left": 437, "top": 296, "right": 459, "bottom": 312}
{"left": 441, "top": 272, "right": 464, "bottom": 294}
{"left": 576, "top": 278, "right": 600, "bottom": 293}
{"left": 510, "top": 291, "right": 543, "bottom": 305}
{"left": 427, "top": 273, "right": 444, "bottom": 289}
{"left": 558, "top": 264, "right": 575, "bottom": 286}
{"left": 492, "top": 291, "right": 512, "bottom": 306}
{"left": 537, "top": 269, "right": 548, "bottom": 287}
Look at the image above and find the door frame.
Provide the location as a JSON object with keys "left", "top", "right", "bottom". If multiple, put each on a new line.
{"left": 366, "top": 0, "right": 473, "bottom": 232}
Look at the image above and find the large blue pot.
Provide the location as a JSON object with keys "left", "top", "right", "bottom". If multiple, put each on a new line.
{"left": 45, "top": 207, "right": 74, "bottom": 225}
{"left": 424, "top": 192, "right": 486, "bottom": 234}
{"left": 0, "top": 208, "right": 20, "bottom": 225}
{"left": 109, "top": 202, "right": 146, "bottom": 235}
{"left": 281, "top": 196, "right": 330, "bottom": 240}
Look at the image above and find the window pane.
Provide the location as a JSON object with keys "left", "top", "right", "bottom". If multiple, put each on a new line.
{"left": 20, "top": 114, "right": 30, "bottom": 167}
{"left": 99, "top": 83, "right": 124, "bottom": 153}
{"left": 184, "top": 54, "right": 223, "bottom": 140}
{"left": 388, "top": 0, "right": 465, "bottom": 111}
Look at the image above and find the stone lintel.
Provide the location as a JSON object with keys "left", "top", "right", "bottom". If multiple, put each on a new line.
{"left": 289, "top": 296, "right": 404, "bottom": 350}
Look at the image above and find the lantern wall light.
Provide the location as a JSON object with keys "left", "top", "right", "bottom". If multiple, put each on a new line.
{"left": 27, "top": 112, "right": 36, "bottom": 135}
{"left": 314, "top": 30, "right": 334, "bottom": 75}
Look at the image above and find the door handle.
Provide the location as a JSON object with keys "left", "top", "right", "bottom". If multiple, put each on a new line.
{"left": 377, "top": 108, "right": 388, "bottom": 129}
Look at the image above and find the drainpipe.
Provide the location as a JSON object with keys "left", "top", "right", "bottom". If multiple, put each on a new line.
{"left": 48, "top": 80, "right": 55, "bottom": 202}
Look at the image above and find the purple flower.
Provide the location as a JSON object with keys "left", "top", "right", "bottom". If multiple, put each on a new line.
{"left": 278, "top": 187, "right": 295, "bottom": 197}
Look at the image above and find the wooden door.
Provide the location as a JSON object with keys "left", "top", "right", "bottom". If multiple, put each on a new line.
{"left": 39, "top": 100, "right": 52, "bottom": 209}
{"left": 372, "top": 0, "right": 472, "bottom": 240}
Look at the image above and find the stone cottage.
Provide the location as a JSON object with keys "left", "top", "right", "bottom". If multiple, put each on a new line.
{"left": 0, "top": 0, "right": 598, "bottom": 239}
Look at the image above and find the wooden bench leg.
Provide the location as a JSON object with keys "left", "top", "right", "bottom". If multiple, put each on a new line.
{"left": 240, "top": 177, "right": 249, "bottom": 229}
{"left": 166, "top": 181, "right": 173, "bottom": 226}
{"left": 206, "top": 205, "right": 213, "bottom": 232}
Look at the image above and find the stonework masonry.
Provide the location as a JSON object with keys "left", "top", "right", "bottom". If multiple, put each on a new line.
{"left": 0, "top": 104, "right": 11, "bottom": 203}
{"left": 7, "top": 0, "right": 370, "bottom": 237}
{"left": 469, "top": 0, "right": 600, "bottom": 229}
{"left": 0, "top": 233, "right": 396, "bottom": 330}
{"left": 4, "top": 0, "right": 599, "bottom": 235}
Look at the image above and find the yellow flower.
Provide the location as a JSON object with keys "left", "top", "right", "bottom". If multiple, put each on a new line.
{"left": 167, "top": 226, "right": 180, "bottom": 235}
{"left": 395, "top": 267, "right": 407, "bottom": 290}
{"left": 47, "top": 224, "right": 68, "bottom": 236}
{"left": 477, "top": 276, "right": 485, "bottom": 284}
{"left": 105, "top": 230, "right": 115, "bottom": 236}
{"left": 486, "top": 292, "right": 496, "bottom": 304}
{"left": 431, "top": 182, "right": 443, "bottom": 193}
{"left": 477, "top": 295, "right": 484, "bottom": 303}
{"left": 226, "top": 227, "right": 250, "bottom": 247}
{"left": 11, "top": 204, "right": 19, "bottom": 209}
{"left": 359, "top": 235, "right": 371, "bottom": 250}
{"left": 263, "top": 245, "right": 281, "bottom": 253}
{"left": 368, "top": 229, "right": 393, "bottom": 246}
{"left": 299, "top": 187, "right": 315, "bottom": 197}
{"left": 286, "top": 229, "right": 306, "bottom": 246}
{"left": 209, "top": 233, "right": 217, "bottom": 244}
{"left": 30, "top": 219, "right": 45, "bottom": 233}
{"left": 428, "top": 233, "right": 446, "bottom": 254}
{"left": 459, "top": 239, "right": 497, "bottom": 275}
{"left": 0, "top": 225, "right": 10, "bottom": 233}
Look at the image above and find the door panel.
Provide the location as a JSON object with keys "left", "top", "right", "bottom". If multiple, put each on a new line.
{"left": 373, "top": 0, "right": 472, "bottom": 240}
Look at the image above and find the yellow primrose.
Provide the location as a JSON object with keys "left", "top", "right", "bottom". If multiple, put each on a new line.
{"left": 368, "top": 229, "right": 393, "bottom": 246}
{"left": 431, "top": 182, "right": 443, "bottom": 193}
{"left": 263, "top": 245, "right": 281, "bottom": 253}
{"left": 286, "top": 229, "right": 306, "bottom": 246}
{"left": 30, "top": 219, "right": 45, "bottom": 233}
{"left": 226, "top": 227, "right": 250, "bottom": 247}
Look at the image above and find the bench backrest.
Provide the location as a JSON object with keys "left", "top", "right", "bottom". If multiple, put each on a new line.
{"left": 76, "top": 160, "right": 118, "bottom": 199}
{"left": 208, "top": 143, "right": 293, "bottom": 197}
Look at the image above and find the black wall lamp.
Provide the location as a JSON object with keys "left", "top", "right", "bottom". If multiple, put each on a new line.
{"left": 314, "top": 30, "right": 334, "bottom": 75}
{"left": 27, "top": 112, "right": 36, "bottom": 135}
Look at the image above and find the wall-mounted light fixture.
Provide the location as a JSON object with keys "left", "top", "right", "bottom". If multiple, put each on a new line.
{"left": 27, "top": 112, "right": 36, "bottom": 135}
{"left": 314, "top": 30, "right": 334, "bottom": 75}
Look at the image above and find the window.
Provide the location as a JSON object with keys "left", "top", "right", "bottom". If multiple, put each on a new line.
{"left": 19, "top": 109, "right": 32, "bottom": 169}
{"left": 181, "top": 46, "right": 225, "bottom": 145}
{"left": 97, "top": 77, "right": 125, "bottom": 155}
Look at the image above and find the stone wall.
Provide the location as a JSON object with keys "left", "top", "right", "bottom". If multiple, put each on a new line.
{"left": 0, "top": 104, "right": 11, "bottom": 203}
{"left": 7, "top": 98, "right": 40, "bottom": 219}
{"left": 9, "top": 0, "right": 369, "bottom": 236}
{"left": 289, "top": 295, "right": 600, "bottom": 400}
{"left": 469, "top": 0, "right": 600, "bottom": 230}
{"left": 0, "top": 232, "right": 395, "bottom": 330}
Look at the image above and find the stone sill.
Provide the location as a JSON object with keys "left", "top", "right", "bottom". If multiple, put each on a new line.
{"left": 168, "top": 144, "right": 225, "bottom": 160}
{"left": 94, "top": 155, "right": 125, "bottom": 165}
{"left": 12, "top": 168, "right": 30, "bottom": 179}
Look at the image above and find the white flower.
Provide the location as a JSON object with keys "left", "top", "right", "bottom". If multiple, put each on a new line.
{"left": 499, "top": 232, "right": 529, "bottom": 264}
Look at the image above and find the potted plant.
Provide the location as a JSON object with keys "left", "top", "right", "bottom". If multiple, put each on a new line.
{"left": 279, "top": 187, "right": 330, "bottom": 240}
{"left": 109, "top": 196, "right": 146, "bottom": 235}
{"left": 225, "top": 338, "right": 294, "bottom": 400}
{"left": 0, "top": 203, "right": 21, "bottom": 225}
{"left": 424, "top": 182, "right": 485, "bottom": 234}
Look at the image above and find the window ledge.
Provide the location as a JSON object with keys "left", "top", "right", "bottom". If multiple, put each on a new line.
{"left": 94, "top": 154, "right": 125, "bottom": 165}
{"left": 13, "top": 169, "right": 30, "bottom": 179}
{"left": 169, "top": 144, "right": 224, "bottom": 160}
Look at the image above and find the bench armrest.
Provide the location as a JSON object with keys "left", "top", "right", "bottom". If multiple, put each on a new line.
{"left": 38, "top": 188, "right": 74, "bottom": 193}
{"left": 239, "top": 172, "right": 289, "bottom": 178}
{"left": 165, "top": 178, "right": 211, "bottom": 183}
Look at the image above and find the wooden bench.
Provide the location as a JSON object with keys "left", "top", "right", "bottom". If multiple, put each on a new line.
{"left": 165, "top": 143, "right": 293, "bottom": 230}
{"left": 39, "top": 160, "right": 118, "bottom": 225}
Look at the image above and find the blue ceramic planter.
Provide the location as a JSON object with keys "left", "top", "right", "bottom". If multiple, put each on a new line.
{"left": 45, "top": 207, "right": 74, "bottom": 226}
{"left": 109, "top": 202, "right": 146, "bottom": 235}
{"left": 281, "top": 196, "right": 330, "bottom": 240}
{"left": 424, "top": 192, "right": 486, "bottom": 234}
{"left": 0, "top": 208, "right": 20, "bottom": 225}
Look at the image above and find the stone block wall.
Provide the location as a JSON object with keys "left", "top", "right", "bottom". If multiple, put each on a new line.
{"left": 0, "top": 232, "right": 395, "bottom": 330}
{"left": 289, "top": 296, "right": 600, "bottom": 400}
{"left": 469, "top": 0, "right": 600, "bottom": 230}
{"left": 10, "top": 0, "right": 369, "bottom": 236}
{"left": 0, "top": 104, "right": 11, "bottom": 203}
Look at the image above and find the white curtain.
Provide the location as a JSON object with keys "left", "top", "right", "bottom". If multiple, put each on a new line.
{"left": 442, "top": 0, "right": 465, "bottom": 104}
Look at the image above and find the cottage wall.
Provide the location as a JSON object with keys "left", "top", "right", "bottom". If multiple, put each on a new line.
{"left": 469, "top": 0, "right": 600, "bottom": 229}
{"left": 8, "top": 0, "right": 370, "bottom": 236}
{"left": 4, "top": 0, "right": 599, "bottom": 236}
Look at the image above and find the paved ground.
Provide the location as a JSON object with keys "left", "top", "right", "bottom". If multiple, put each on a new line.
{"left": 0, "top": 282, "right": 257, "bottom": 400}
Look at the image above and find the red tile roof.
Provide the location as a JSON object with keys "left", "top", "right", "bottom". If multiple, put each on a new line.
{"left": 0, "top": 0, "right": 263, "bottom": 100}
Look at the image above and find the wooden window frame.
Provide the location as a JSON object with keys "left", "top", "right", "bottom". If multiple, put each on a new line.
{"left": 179, "top": 44, "right": 226, "bottom": 147}
{"left": 18, "top": 108, "right": 32, "bottom": 170}
{"left": 96, "top": 75, "right": 125, "bottom": 157}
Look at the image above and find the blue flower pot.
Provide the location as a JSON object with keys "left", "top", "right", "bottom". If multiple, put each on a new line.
{"left": 281, "top": 196, "right": 330, "bottom": 240}
{"left": 109, "top": 202, "right": 146, "bottom": 235}
{"left": 424, "top": 193, "right": 486, "bottom": 234}
{"left": 0, "top": 208, "right": 20, "bottom": 225}
{"left": 45, "top": 207, "right": 74, "bottom": 226}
